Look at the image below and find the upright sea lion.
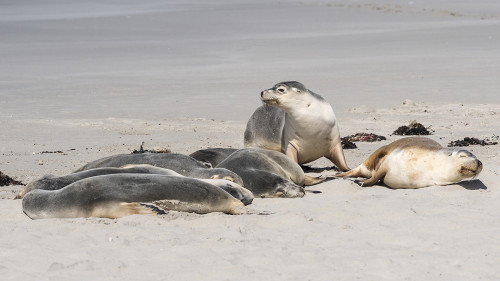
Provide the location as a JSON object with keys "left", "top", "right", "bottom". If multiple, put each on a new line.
{"left": 74, "top": 153, "right": 244, "bottom": 186}
{"left": 244, "top": 81, "right": 349, "bottom": 171}
{"left": 336, "top": 137, "right": 483, "bottom": 188}
{"left": 22, "top": 174, "right": 250, "bottom": 219}
{"left": 16, "top": 164, "right": 254, "bottom": 205}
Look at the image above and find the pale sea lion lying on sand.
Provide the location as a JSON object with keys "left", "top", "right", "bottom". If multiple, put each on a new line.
{"left": 337, "top": 137, "right": 482, "bottom": 189}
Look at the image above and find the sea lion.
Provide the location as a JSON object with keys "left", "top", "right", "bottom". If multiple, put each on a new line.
{"left": 189, "top": 148, "right": 238, "bottom": 168}
{"left": 74, "top": 153, "right": 244, "bottom": 186}
{"left": 336, "top": 137, "right": 483, "bottom": 189}
{"left": 16, "top": 164, "right": 254, "bottom": 205}
{"left": 244, "top": 81, "right": 350, "bottom": 172}
{"left": 22, "top": 174, "right": 251, "bottom": 219}
{"left": 216, "top": 148, "right": 315, "bottom": 198}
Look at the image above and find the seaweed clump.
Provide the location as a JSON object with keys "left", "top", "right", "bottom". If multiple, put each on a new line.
{"left": 0, "top": 171, "right": 24, "bottom": 186}
{"left": 393, "top": 121, "right": 433, "bottom": 136}
{"left": 341, "top": 138, "right": 357, "bottom": 149}
{"left": 448, "top": 136, "right": 498, "bottom": 147}
{"left": 341, "top": 133, "right": 387, "bottom": 149}
{"left": 131, "top": 142, "right": 171, "bottom": 154}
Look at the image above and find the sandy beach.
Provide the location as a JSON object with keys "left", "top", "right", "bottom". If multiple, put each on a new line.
{"left": 1, "top": 1, "right": 499, "bottom": 280}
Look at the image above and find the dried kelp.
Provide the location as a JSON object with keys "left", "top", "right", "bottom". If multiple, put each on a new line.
{"left": 448, "top": 136, "right": 498, "bottom": 147}
{"left": 393, "top": 121, "right": 433, "bottom": 136}
{"left": 0, "top": 171, "right": 24, "bottom": 186}
{"left": 341, "top": 133, "right": 387, "bottom": 149}
{"left": 131, "top": 142, "right": 171, "bottom": 154}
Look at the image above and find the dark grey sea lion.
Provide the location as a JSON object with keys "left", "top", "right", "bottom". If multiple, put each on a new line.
{"left": 216, "top": 148, "right": 312, "bottom": 198}
{"left": 189, "top": 148, "right": 238, "bottom": 168}
{"left": 17, "top": 164, "right": 253, "bottom": 205}
{"left": 74, "top": 153, "right": 244, "bottom": 186}
{"left": 22, "top": 174, "right": 252, "bottom": 219}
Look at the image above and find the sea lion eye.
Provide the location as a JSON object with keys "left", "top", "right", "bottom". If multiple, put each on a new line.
{"left": 277, "top": 87, "right": 286, "bottom": 93}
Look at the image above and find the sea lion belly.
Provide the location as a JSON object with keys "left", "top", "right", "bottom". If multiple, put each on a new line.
{"left": 282, "top": 102, "right": 338, "bottom": 164}
{"left": 383, "top": 149, "right": 456, "bottom": 189}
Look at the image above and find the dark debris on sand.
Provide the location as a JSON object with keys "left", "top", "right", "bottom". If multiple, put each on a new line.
{"left": 40, "top": 150, "right": 65, "bottom": 154}
{"left": 393, "top": 120, "right": 434, "bottom": 136}
{"left": 448, "top": 136, "right": 498, "bottom": 147}
{"left": 0, "top": 171, "right": 24, "bottom": 186}
{"left": 341, "top": 133, "right": 387, "bottom": 149}
{"left": 131, "top": 142, "right": 171, "bottom": 154}
{"left": 341, "top": 138, "right": 357, "bottom": 149}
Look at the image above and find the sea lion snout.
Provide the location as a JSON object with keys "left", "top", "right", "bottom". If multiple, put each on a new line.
{"left": 260, "top": 89, "right": 273, "bottom": 97}
{"left": 473, "top": 159, "right": 483, "bottom": 174}
{"left": 260, "top": 89, "right": 280, "bottom": 105}
{"left": 278, "top": 182, "right": 305, "bottom": 198}
{"left": 459, "top": 158, "right": 483, "bottom": 177}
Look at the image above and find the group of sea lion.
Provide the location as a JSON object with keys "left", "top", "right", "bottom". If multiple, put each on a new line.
{"left": 17, "top": 81, "right": 483, "bottom": 219}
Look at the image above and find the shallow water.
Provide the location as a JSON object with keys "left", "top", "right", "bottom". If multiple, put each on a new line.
{"left": 1, "top": 0, "right": 499, "bottom": 121}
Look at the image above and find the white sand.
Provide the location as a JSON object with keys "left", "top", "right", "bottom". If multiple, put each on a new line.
{"left": 1, "top": 1, "right": 499, "bottom": 280}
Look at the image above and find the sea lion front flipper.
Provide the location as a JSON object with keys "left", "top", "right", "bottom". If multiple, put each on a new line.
{"left": 285, "top": 143, "right": 299, "bottom": 163}
{"left": 328, "top": 142, "right": 350, "bottom": 172}
{"left": 91, "top": 202, "right": 157, "bottom": 219}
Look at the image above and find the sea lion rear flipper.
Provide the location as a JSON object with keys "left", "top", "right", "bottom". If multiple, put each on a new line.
{"left": 304, "top": 175, "right": 325, "bottom": 186}
{"left": 336, "top": 166, "right": 364, "bottom": 178}
{"left": 358, "top": 170, "right": 386, "bottom": 187}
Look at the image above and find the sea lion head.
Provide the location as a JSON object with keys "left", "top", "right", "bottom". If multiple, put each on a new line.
{"left": 438, "top": 148, "right": 482, "bottom": 182}
{"left": 273, "top": 180, "right": 305, "bottom": 198}
{"left": 260, "top": 81, "right": 313, "bottom": 110}
{"left": 449, "top": 149, "right": 483, "bottom": 178}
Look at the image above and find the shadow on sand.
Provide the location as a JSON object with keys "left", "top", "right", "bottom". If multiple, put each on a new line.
{"left": 458, "top": 179, "right": 487, "bottom": 190}
{"left": 301, "top": 165, "right": 338, "bottom": 173}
